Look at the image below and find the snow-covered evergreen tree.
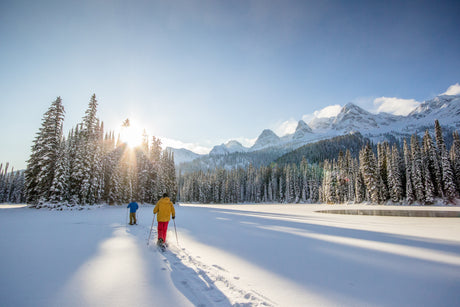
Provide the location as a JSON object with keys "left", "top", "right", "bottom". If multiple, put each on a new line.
{"left": 25, "top": 97, "right": 65, "bottom": 205}
{"left": 450, "top": 131, "right": 460, "bottom": 194}
{"left": 403, "top": 139, "right": 414, "bottom": 204}
{"left": 422, "top": 130, "right": 443, "bottom": 198}
{"left": 435, "top": 120, "right": 458, "bottom": 202}
{"left": 136, "top": 131, "right": 151, "bottom": 203}
{"left": 388, "top": 146, "right": 403, "bottom": 203}
{"left": 79, "top": 95, "right": 101, "bottom": 205}
{"left": 410, "top": 135, "right": 425, "bottom": 204}
{"left": 0, "top": 164, "right": 25, "bottom": 203}
{"left": 49, "top": 136, "right": 70, "bottom": 203}
{"left": 377, "top": 143, "right": 389, "bottom": 202}
{"left": 359, "top": 144, "right": 380, "bottom": 203}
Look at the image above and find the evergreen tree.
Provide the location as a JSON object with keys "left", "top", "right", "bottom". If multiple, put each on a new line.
{"left": 79, "top": 95, "right": 101, "bottom": 205}
{"left": 403, "top": 139, "right": 415, "bottom": 204}
{"left": 25, "top": 97, "right": 65, "bottom": 205}
{"left": 377, "top": 143, "right": 389, "bottom": 201}
{"left": 422, "top": 130, "right": 443, "bottom": 198}
{"left": 49, "top": 136, "right": 70, "bottom": 203}
{"left": 285, "top": 164, "right": 294, "bottom": 203}
{"left": 388, "top": 146, "right": 403, "bottom": 202}
{"left": 0, "top": 163, "right": 8, "bottom": 202}
{"left": 410, "top": 135, "right": 425, "bottom": 203}
{"left": 136, "top": 131, "right": 151, "bottom": 203}
{"left": 450, "top": 131, "right": 460, "bottom": 194}
{"left": 435, "top": 120, "right": 458, "bottom": 202}
{"left": 149, "top": 136, "right": 162, "bottom": 202}
{"left": 10, "top": 170, "right": 25, "bottom": 203}
{"left": 359, "top": 144, "right": 380, "bottom": 203}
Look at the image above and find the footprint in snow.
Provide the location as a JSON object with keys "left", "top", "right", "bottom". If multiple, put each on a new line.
{"left": 212, "top": 264, "right": 227, "bottom": 272}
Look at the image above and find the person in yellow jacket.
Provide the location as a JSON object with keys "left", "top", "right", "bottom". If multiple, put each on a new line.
{"left": 153, "top": 193, "right": 175, "bottom": 246}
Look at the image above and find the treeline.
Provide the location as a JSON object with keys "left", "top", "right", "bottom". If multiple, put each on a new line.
{"left": 178, "top": 146, "right": 288, "bottom": 174}
{"left": 179, "top": 161, "right": 322, "bottom": 204}
{"left": 179, "top": 120, "right": 460, "bottom": 205}
{"left": 0, "top": 163, "right": 25, "bottom": 203}
{"left": 23, "top": 95, "right": 176, "bottom": 208}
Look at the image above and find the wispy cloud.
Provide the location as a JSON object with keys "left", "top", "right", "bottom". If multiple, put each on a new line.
{"left": 160, "top": 137, "right": 211, "bottom": 154}
{"left": 442, "top": 83, "right": 460, "bottom": 95}
{"left": 313, "top": 104, "right": 342, "bottom": 118}
{"left": 373, "top": 97, "right": 421, "bottom": 116}
{"left": 232, "top": 137, "right": 257, "bottom": 148}
{"left": 301, "top": 104, "right": 342, "bottom": 124}
{"left": 274, "top": 119, "right": 298, "bottom": 136}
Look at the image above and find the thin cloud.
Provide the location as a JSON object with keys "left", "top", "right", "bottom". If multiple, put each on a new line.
{"left": 301, "top": 104, "right": 342, "bottom": 125}
{"left": 160, "top": 137, "right": 211, "bottom": 154}
{"left": 373, "top": 97, "right": 421, "bottom": 116}
{"left": 442, "top": 83, "right": 460, "bottom": 95}
{"left": 232, "top": 137, "right": 257, "bottom": 148}
{"left": 313, "top": 104, "right": 342, "bottom": 118}
{"left": 274, "top": 119, "right": 298, "bottom": 136}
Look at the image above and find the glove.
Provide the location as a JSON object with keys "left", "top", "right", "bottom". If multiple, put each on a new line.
{"left": 172, "top": 216, "right": 175, "bottom": 219}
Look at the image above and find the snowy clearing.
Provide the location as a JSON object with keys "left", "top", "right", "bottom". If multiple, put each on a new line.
{"left": 1, "top": 203, "right": 460, "bottom": 306}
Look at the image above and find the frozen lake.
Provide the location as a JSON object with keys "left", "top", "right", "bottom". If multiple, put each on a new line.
{"left": 317, "top": 209, "right": 460, "bottom": 217}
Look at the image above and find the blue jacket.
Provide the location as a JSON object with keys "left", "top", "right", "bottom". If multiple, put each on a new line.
{"left": 127, "top": 202, "right": 139, "bottom": 213}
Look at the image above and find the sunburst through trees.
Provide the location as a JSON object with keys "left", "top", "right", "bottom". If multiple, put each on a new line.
{"left": 24, "top": 95, "right": 176, "bottom": 208}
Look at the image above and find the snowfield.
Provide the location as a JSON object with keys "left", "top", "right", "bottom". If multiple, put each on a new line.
{"left": 1, "top": 203, "right": 460, "bottom": 307}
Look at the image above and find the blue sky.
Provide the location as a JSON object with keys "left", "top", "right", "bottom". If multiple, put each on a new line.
{"left": 1, "top": 0, "right": 460, "bottom": 169}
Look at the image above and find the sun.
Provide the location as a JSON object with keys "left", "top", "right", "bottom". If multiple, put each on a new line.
{"left": 120, "top": 119, "right": 144, "bottom": 148}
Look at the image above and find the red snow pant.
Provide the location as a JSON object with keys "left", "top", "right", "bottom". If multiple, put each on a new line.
{"left": 157, "top": 221, "right": 169, "bottom": 242}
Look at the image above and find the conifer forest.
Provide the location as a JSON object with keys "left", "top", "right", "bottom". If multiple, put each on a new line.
{"left": 179, "top": 120, "right": 460, "bottom": 205}
{"left": 2, "top": 95, "right": 176, "bottom": 208}
{"left": 1, "top": 96, "right": 460, "bottom": 207}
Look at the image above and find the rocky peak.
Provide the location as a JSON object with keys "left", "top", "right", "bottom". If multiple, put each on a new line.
{"left": 251, "top": 129, "right": 280, "bottom": 150}
{"left": 293, "top": 120, "right": 313, "bottom": 139}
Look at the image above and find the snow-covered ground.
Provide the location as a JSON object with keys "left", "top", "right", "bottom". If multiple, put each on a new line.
{"left": 1, "top": 203, "right": 460, "bottom": 307}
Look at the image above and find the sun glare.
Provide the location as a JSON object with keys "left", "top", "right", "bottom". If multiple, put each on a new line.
{"left": 120, "top": 119, "right": 144, "bottom": 148}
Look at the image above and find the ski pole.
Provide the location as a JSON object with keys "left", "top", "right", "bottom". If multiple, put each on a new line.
{"left": 173, "top": 218, "right": 179, "bottom": 246}
{"left": 147, "top": 213, "right": 155, "bottom": 246}
{"left": 126, "top": 208, "right": 129, "bottom": 226}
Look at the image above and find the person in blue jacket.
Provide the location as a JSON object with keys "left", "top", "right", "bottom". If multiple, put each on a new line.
{"left": 127, "top": 201, "right": 139, "bottom": 225}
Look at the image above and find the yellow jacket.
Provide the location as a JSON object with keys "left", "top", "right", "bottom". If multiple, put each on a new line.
{"left": 154, "top": 197, "right": 175, "bottom": 222}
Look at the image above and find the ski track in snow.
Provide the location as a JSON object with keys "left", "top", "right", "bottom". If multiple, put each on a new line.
{"left": 136, "top": 222, "right": 272, "bottom": 306}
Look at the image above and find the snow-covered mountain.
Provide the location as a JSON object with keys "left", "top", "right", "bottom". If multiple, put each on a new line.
{"left": 331, "top": 103, "right": 403, "bottom": 133}
{"left": 249, "top": 94, "right": 460, "bottom": 151}
{"left": 210, "top": 140, "right": 248, "bottom": 155}
{"left": 250, "top": 129, "right": 281, "bottom": 151}
{"left": 292, "top": 120, "right": 313, "bottom": 140}
{"left": 166, "top": 147, "right": 202, "bottom": 164}
{"left": 408, "top": 95, "right": 460, "bottom": 125}
{"left": 172, "top": 94, "right": 460, "bottom": 165}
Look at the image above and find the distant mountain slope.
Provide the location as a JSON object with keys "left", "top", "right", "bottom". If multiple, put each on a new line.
{"left": 250, "top": 129, "right": 281, "bottom": 151}
{"left": 275, "top": 133, "right": 368, "bottom": 166}
{"left": 210, "top": 140, "right": 248, "bottom": 155}
{"left": 167, "top": 147, "right": 202, "bottom": 165}
{"left": 408, "top": 95, "right": 460, "bottom": 126}
{"left": 177, "top": 147, "right": 288, "bottom": 173}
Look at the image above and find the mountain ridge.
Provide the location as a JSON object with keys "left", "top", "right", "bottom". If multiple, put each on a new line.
{"left": 169, "top": 93, "right": 460, "bottom": 165}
